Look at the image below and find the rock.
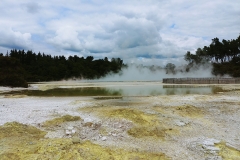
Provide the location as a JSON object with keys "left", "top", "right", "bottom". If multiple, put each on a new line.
{"left": 203, "top": 138, "right": 220, "bottom": 146}
{"left": 72, "top": 137, "right": 81, "bottom": 144}
{"left": 112, "top": 133, "right": 117, "bottom": 137}
{"left": 65, "top": 130, "right": 72, "bottom": 135}
{"left": 203, "top": 146, "right": 220, "bottom": 151}
{"left": 202, "top": 138, "right": 221, "bottom": 154}
{"left": 83, "top": 122, "right": 93, "bottom": 127}
{"left": 72, "top": 129, "right": 76, "bottom": 134}
{"left": 92, "top": 123, "right": 101, "bottom": 130}
{"left": 101, "top": 136, "right": 107, "bottom": 141}
{"left": 174, "top": 120, "right": 188, "bottom": 126}
{"left": 67, "top": 126, "right": 74, "bottom": 130}
{"left": 84, "top": 118, "right": 93, "bottom": 122}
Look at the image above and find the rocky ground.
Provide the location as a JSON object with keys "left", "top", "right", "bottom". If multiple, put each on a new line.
{"left": 0, "top": 82, "right": 240, "bottom": 159}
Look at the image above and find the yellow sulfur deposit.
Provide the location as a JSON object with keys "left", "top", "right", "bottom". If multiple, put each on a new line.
{"left": 106, "top": 108, "right": 157, "bottom": 125}
{"left": 154, "top": 105, "right": 203, "bottom": 118}
{"left": 174, "top": 105, "right": 203, "bottom": 117}
{"left": 106, "top": 108, "right": 178, "bottom": 138}
{"left": 0, "top": 122, "right": 170, "bottom": 160}
{"left": 0, "top": 121, "right": 46, "bottom": 139}
{"left": 79, "top": 107, "right": 178, "bottom": 139}
{"left": 41, "top": 114, "right": 82, "bottom": 127}
{"left": 215, "top": 142, "right": 240, "bottom": 160}
{"left": 128, "top": 126, "right": 174, "bottom": 139}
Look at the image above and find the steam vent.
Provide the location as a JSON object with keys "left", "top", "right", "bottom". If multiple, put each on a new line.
{"left": 162, "top": 78, "right": 240, "bottom": 84}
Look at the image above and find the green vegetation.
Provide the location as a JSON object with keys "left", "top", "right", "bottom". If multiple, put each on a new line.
{"left": 184, "top": 35, "right": 240, "bottom": 77}
{"left": 0, "top": 56, "right": 28, "bottom": 88}
{"left": 11, "top": 50, "right": 124, "bottom": 81}
{"left": 0, "top": 50, "right": 125, "bottom": 87}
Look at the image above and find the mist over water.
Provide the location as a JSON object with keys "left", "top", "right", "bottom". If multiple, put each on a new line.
{"left": 99, "top": 64, "right": 214, "bottom": 81}
{"left": 4, "top": 84, "right": 221, "bottom": 96}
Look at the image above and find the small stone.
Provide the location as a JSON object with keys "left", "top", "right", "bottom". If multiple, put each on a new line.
{"left": 203, "top": 146, "right": 220, "bottom": 151}
{"left": 65, "top": 130, "right": 72, "bottom": 135}
{"left": 101, "top": 136, "right": 107, "bottom": 141}
{"left": 72, "top": 129, "right": 76, "bottom": 134}
{"left": 72, "top": 137, "right": 81, "bottom": 144}
{"left": 112, "top": 133, "right": 117, "bottom": 137}
{"left": 68, "top": 126, "right": 74, "bottom": 130}
{"left": 83, "top": 122, "right": 93, "bottom": 127}
{"left": 93, "top": 123, "right": 101, "bottom": 130}
{"left": 203, "top": 138, "right": 220, "bottom": 146}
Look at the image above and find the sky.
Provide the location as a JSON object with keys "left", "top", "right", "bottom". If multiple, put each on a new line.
{"left": 0, "top": 0, "right": 239, "bottom": 66}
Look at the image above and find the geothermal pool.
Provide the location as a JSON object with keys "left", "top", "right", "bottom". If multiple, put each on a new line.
{"left": 1, "top": 81, "right": 224, "bottom": 97}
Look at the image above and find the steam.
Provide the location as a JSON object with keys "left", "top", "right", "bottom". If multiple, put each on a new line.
{"left": 99, "top": 63, "right": 215, "bottom": 82}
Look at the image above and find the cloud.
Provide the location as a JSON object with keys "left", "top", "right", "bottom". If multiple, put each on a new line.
{"left": 47, "top": 12, "right": 165, "bottom": 60}
{"left": 25, "top": 2, "right": 41, "bottom": 14}
{"left": 111, "top": 17, "right": 161, "bottom": 49}
{"left": 48, "top": 25, "right": 115, "bottom": 54}
{"left": 48, "top": 26, "right": 82, "bottom": 52}
{"left": 0, "top": 0, "right": 239, "bottom": 66}
{"left": 0, "top": 28, "right": 31, "bottom": 49}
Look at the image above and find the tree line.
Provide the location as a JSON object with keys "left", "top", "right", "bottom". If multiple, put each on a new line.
{"left": 0, "top": 50, "right": 125, "bottom": 87}
{"left": 184, "top": 35, "right": 240, "bottom": 77}
{"left": 0, "top": 55, "right": 28, "bottom": 87}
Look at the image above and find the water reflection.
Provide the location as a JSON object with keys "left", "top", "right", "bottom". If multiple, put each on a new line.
{"left": 3, "top": 87, "right": 121, "bottom": 97}
{"left": 162, "top": 85, "right": 223, "bottom": 95}
{"left": 107, "top": 85, "right": 223, "bottom": 96}
{"left": 2, "top": 84, "right": 224, "bottom": 97}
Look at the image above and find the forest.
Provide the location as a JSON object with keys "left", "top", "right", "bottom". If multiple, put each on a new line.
{"left": 0, "top": 51, "right": 125, "bottom": 87}
{"left": 184, "top": 35, "right": 240, "bottom": 77}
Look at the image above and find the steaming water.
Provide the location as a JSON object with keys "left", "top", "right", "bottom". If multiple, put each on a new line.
{"left": 99, "top": 65, "right": 214, "bottom": 81}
